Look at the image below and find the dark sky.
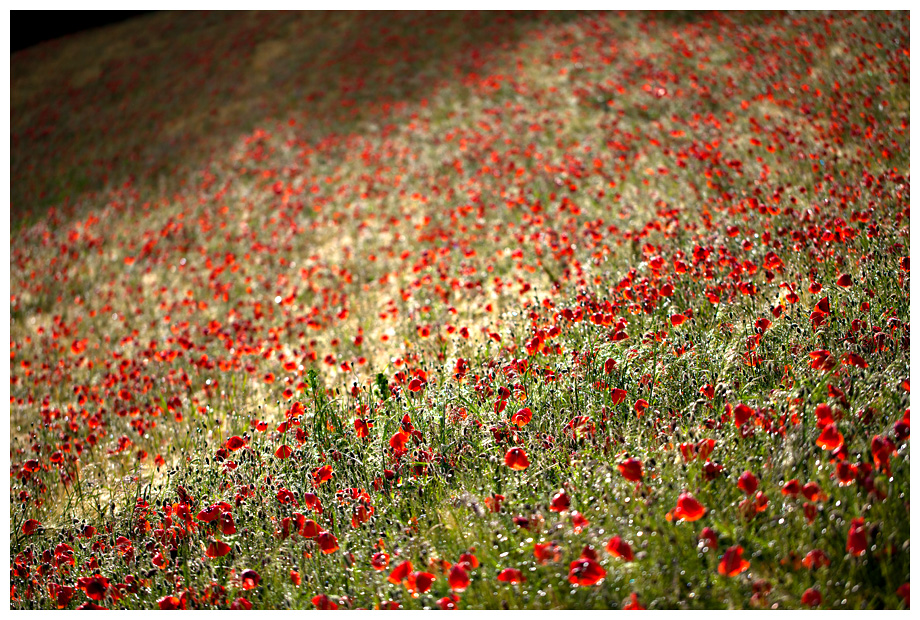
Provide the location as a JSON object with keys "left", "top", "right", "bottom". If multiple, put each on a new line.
{"left": 11, "top": 11, "right": 155, "bottom": 53}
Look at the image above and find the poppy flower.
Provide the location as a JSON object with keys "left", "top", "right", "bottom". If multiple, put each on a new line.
{"left": 157, "top": 596, "right": 183, "bottom": 610}
{"left": 511, "top": 407, "right": 533, "bottom": 427}
{"left": 802, "top": 482, "right": 826, "bottom": 502}
{"left": 312, "top": 594, "right": 339, "bottom": 610}
{"left": 303, "top": 493, "right": 323, "bottom": 513}
{"left": 226, "top": 436, "right": 245, "bottom": 451}
{"left": 447, "top": 564, "right": 470, "bottom": 591}
{"left": 699, "top": 527, "right": 719, "bottom": 550}
{"left": 618, "top": 457, "right": 643, "bottom": 482}
{"left": 816, "top": 424, "right": 844, "bottom": 451}
{"left": 504, "top": 447, "right": 530, "bottom": 470}
{"left": 21, "top": 519, "right": 40, "bottom": 535}
{"left": 312, "top": 464, "right": 334, "bottom": 486}
{"left": 77, "top": 575, "right": 110, "bottom": 601}
{"left": 718, "top": 545, "right": 750, "bottom": 577}
{"left": 896, "top": 583, "right": 909, "bottom": 607}
{"left": 568, "top": 547, "right": 606, "bottom": 586}
{"left": 438, "top": 595, "right": 460, "bottom": 610}
{"left": 737, "top": 471, "right": 759, "bottom": 495}
{"left": 802, "top": 549, "right": 830, "bottom": 569}
{"left": 549, "top": 490, "right": 571, "bottom": 512}
{"left": 733, "top": 403, "right": 753, "bottom": 428}
{"left": 457, "top": 552, "right": 479, "bottom": 570}
{"left": 669, "top": 492, "right": 706, "bottom": 522}
{"left": 809, "top": 350, "right": 836, "bottom": 372}
{"left": 670, "top": 313, "right": 688, "bottom": 326}
{"left": 240, "top": 569, "right": 261, "bottom": 590}
{"left": 571, "top": 511, "right": 589, "bottom": 533}
{"left": 623, "top": 593, "right": 646, "bottom": 610}
{"left": 497, "top": 568, "right": 525, "bottom": 584}
{"left": 801, "top": 588, "right": 822, "bottom": 607}
{"left": 611, "top": 388, "right": 628, "bottom": 405}
{"left": 275, "top": 444, "right": 293, "bottom": 459}
{"left": 847, "top": 518, "right": 867, "bottom": 556}
{"left": 634, "top": 399, "right": 649, "bottom": 416}
{"left": 388, "top": 560, "right": 413, "bottom": 584}
{"left": 206, "top": 540, "right": 232, "bottom": 558}
{"left": 317, "top": 531, "right": 340, "bottom": 554}
{"left": 371, "top": 551, "right": 390, "bottom": 571}
{"left": 406, "top": 571, "right": 435, "bottom": 594}
{"left": 781, "top": 479, "right": 801, "bottom": 497}
{"left": 606, "top": 536, "right": 634, "bottom": 561}
{"left": 230, "top": 598, "right": 252, "bottom": 610}
{"left": 534, "top": 541, "right": 563, "bottom": 564}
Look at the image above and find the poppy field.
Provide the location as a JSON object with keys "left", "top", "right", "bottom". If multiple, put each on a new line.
{"left": 9, "top": 10, "right": 910, "bottom": 610}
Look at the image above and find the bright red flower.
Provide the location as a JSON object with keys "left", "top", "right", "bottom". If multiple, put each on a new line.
{"left": 623, "top": 592, "right": 646, "bottom": 610}
{"left": 737, "top": 471, "right": 759, "bottom": 495}
{"left": 371, "top": 551, "right": 390, "bottom": 570}
{"left": 534, "top": 541, "right": 563, "bottom": 564}
{"left": 240, "top": 569, "right": 261, "bottom": 590}
{"left": 511, "top": 407, "right": 533, "bottom": 427}
{"left": 21, "top": 519, "right": 40, "bottom": 535}
{"left": 611, "top": 388, "right": 628, "bottom": 405}
{"left": 699, "top": 527, "right": 719, "bottom": 550}
{"left": 275, "top": 444, "right": 293, "bottom": 459}
{"left": 718, "top": 546, "right": 750, "bottom": 577}
{"left": 317, "top": 531, "right": 339, "bottom": 554}
{"left": 618, "top": 457, "right": 643, "bottom": 482}
{"left": 669, "top": 492, "right": 706, "bottom": 522}
{"left": 847, "top": 518, "right": 867, "bottom": 556}
{"left": 568, "top": 547, "right": 606, "bottom": 586}
{"left": 781, "top": 479, "right": 802, "bottom": 497}
{"left": 802, "top": 549, "right": 830, "bottom": 569}
{"left": 816, "top": 424, "right": 844, "bottom": 451}
{"left": 438, "top": 595, "right": 460, "bottom": 610}
{"left": 448, "top": 564, "right": 470, "bottom": 592}
{"left": 606, "top": 536, "right": 634, "bottom": 561}
{"left": 312, "top": 594, "right": 338, "bottom": 610}
{"left": 504, "top": 447, "right": 530, "bottom": 470}
{"left": 497, "top": 568, "right": 525, "bottom": 584}
{"left": 550, "top": 490, "right": 571, "bottom": 512}
{"left": 801, "top": 588, "right": 822, "bottom": 607}
{"left": 634, "top": 399, "right": 649, "bottom": 416}
{"left": 388, "top": 560, "right": 413, "bottom": 584}
{"left": 206, "top": 540, "right": 232, "bottom": 558}
{"left": 407, "top": 571, "right": 435, "bottom": 594}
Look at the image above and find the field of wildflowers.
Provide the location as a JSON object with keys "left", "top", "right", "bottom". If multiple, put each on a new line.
{"left": 9, "top": 10, "right": 910, "bottom": 609}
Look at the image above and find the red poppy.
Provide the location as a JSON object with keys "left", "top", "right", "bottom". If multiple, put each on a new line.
{"left": 634, "top": 399, "right": 649, "bottom": 416}
{"left": 240, "top": 569, "right": 261, "bottom": 590}
{"left": 733, "top": 403, "right": 753, "bottom": 428}
{"left": 407, "top": 571, "right": 435, "bottom": 594}
{"left": 847, "top": 518, "right": 867, "bottom": 556}
{"left": 504, "top": 447, "right": 530, "bottom": 470}
{"left": 737, "top": 471, "right": 759, "bottom": 495}
{"left": 457, "top": 552, "right": 479, "bottom": 570}
{"left": 312, "top": 464, "right": 334, "bottom": 486}
{"left": 611, "top": 388, "right": 628, "bottom": 405}
{"left": 290, "top": 570, "right": 301, "bottom": 585}
{"left": 623, "top": 593, "right": 646, "bottom": 610}
{"left": 816, "top": 424, "right": 844, "bottom": 451}
{"left": 801, "top": 588, "right": 822, "bottom": 607}
{"left": 511, "top": 407, "right": 533, "bottom": 427}
{"left": 438, "top": 595, "right": 460, "bottom": 610}
{"left": 275, "top": 444, "right": 293, "bottom": 459}
{"left": 303, "top": 493, "right": 323, "bottom": 513}
{"left": 569, "top": 546, "right": 606, "bottom": 586}
{"left": 317, "top": 531, "right": 340, "bottom": 554}
{"left": 606, "top": 536, "right": 634, "bottom": 561}
{"left": 718, "top": 545, "right": 750, "bottom": 577}
{"left": 550, "top": 490, "right": 571, "bottom": 512}
{"left": 497, "top": 568, "right": 525, "bottom": 584}
{"left": 388, "top": 560, "right": 413, "bottom": 584}
{"left": 781, "top": 479, "right": 802, "bottom": 497}
{"left": 699, "top": 527, "right": 719, "bottom": 550}
{"left": 77, "top": 575, "right": 110, "bottom": 601}
{"left": 802, "top": 549, "right": 830, "bottom": 569}
{"left": 618, "top": 457, "right": 643, "bottom": 482}
{"left": 448, "top": 564, "right": 470, "bottom": 591}
{"left": 571, "top": 511, "right": 589, "bottom": 533}
{"left": 157, "top": 596, "right": 183, "bottom": 610}
{"left": 206, "top": 540, "right": 231, "bottom": 558}
{"left": 312, "top": 594, "right": 339, "bottom": 610}
{"left": 669, "top": 492, "right": 706, "bottom": 522}
{"left": 534, "top": 541, "right": 563, "bottom": 564}
{"left": 226, "top": 436, "right": 245, "bottom": 451}
{"left": 371, "top": 551, "right": 390, "bottom": 570}
{"left": 21, "top": 519, "right": 40, "bottom": 535}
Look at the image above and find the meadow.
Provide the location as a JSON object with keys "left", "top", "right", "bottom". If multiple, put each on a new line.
{"left": 9, "top": 10, "right": 910, "bottom": 609}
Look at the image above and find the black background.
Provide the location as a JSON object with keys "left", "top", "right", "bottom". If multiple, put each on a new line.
{"left": 12, "top": 11, "right": 155, "bottom": 53}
